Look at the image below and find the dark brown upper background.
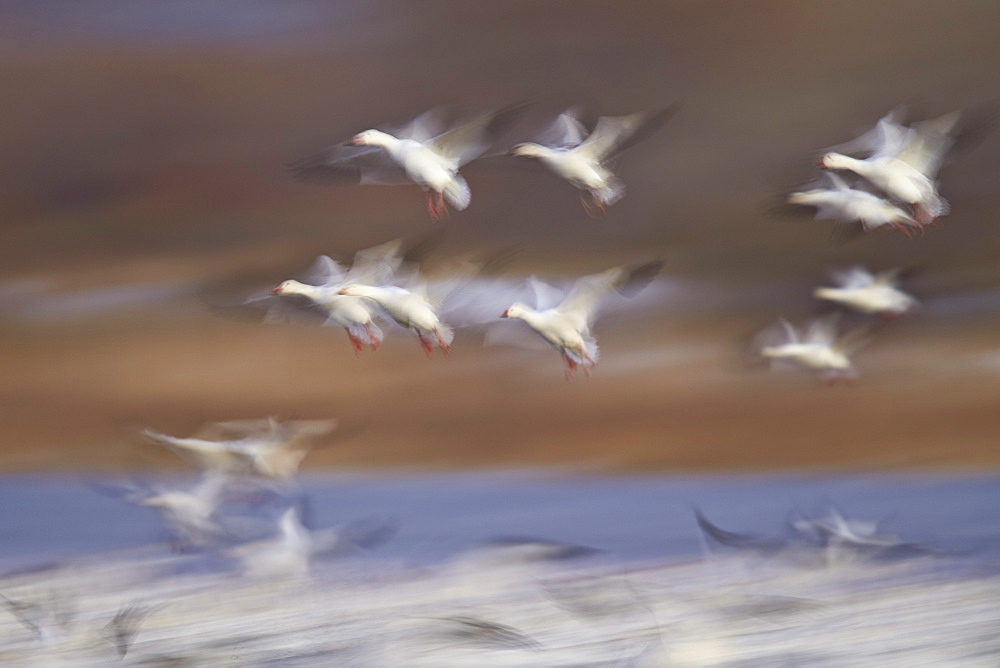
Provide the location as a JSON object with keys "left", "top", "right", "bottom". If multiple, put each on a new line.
{"left": 1, "top": 1, "right": 998, "bottom": 471}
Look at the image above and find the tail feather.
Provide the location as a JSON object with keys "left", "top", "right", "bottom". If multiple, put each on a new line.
{"left": 443, "top": 175, "right": 471, "bottom": 211}
{"left": 434, "top": 323, "right": 455, "bottom": 346}
{"left": 564, "top": 339, "right": 600, "bottom": 366}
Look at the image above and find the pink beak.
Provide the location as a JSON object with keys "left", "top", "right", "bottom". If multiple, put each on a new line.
{"left": 345, "top": 137, "right": 362, "bottom": 146}
{"left": 814, "top": 158, "right": 827, "bottom": 169}
{"left": 500, "top": 309, "right": 509, "bottom": 318}
{"left": 271, "top": 286, "right": 282, "bottom": 295}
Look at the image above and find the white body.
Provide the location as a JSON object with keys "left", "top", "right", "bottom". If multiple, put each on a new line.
{"left": 272, "top": 280, "right": 382, "bottom": 348}
{"left": 759, "top": 317, "right": 866, "bottom": 383}
{"left": 820, "top": 110, "right": 959, "bottom": 222}
{"left": 788, "top": 177, "right": 918, "bottom": 232}
{"left": 499, "top": 264, "right": 660, "bottom": 378}
{"left": 339, "top": 284, "right": 454, "bottom": 354}
{"left": 814, "top": 266, "right": 918, "bottom": 316}
{"left": 355, "top": 131, "right": 471, "bottom": 209}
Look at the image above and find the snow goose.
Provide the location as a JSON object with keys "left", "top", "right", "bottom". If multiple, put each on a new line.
{"left": 510, "top": 106, "right": 677, "bottom": 216}
{"left": 758, "top": 316, "right": 870, "bottom": 385}
{"left": 814, "top": 266, "right": 918, "bottom": 320}
{"left": 787, "top": 172, "right": 921, "bottom": 236}
{"left": 143, "top": 418, "right": 337, "bottom": 479}
{"left": 499, "top": 260, "right": 663, "bottom": 379}
{"left": 289, "top": 103, "right": 529, "bottom": 220}
{"left": 819, "top": 109, "right": 960, "bottom": 224}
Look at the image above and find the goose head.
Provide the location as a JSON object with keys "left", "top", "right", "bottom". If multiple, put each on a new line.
{"left": 509, "top": 143, "right": 547, "bottom": 158}
{"left": 500, "top": 302, "right": 533, "bottom": 320}
{"left": 271, "top": 279, "right": 306, "bottom": 296}
{"left": 346, "top": 129, "right": 395, "bottom": 148}
{"left": 817, "top": 152, "right": 855, "bottom": 170}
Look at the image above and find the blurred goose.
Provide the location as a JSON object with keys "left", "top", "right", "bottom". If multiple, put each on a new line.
{"left": 134, "top": 474, "right": 231, "bottom": 550}
{"left": 819, "top": 109, "right": 959, "bottom": 224}
{"left": 233, "top": 506, "right": 393, "bottom": 578}
{"left": 143, "top": 418, "right": 337, "bottom": 479}
{"left": 290, "top": 104, "right": 528, "bottom": 220}
{"left": 759, "top": 316, "right": 870, "bottom": 385}
{"left": 787, "top": 172, "right": 920, "bottom": 236}
{"left": 338, "top": 283, "right": 454, "bottom": 356}
{"left": 500, "top": 261, "right": 663, "bottom": 379}
{"left": 334, "top": 247, "right": 509, "bottom": 357}
{"left": 268, "top": 240, "right": 411, "bottom": 353}
{"left": 814, "top": 266, "right": 918, "bottom": 319}
{"left": 510, "top": 106, "right": 676, "bottom": 216}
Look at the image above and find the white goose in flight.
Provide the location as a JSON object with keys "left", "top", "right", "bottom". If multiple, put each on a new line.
{"left": 267, "top": 239, "right": 414, "bottom": 353}
{"left": 338, "top": 283, "right": 454, "bottom": 356}
{"left": 143, "top": 418, "right": 337, "bottom": 479}
{"left": 759, "top": 316, "right": 870, "bottom": 385}
{"left": 500, "top": 261, "right": 663, "bottom": 379}
{"left": 510, "top": 106, "right": 677, "bottom": 216}
{"left": 787, "top": 172, "right": 920, "bottom": 236}
{"left": 818, "top": 109, "right": 960, "bottom": 225}
{"left": 814, "top": 267, "right": 918, "bottom": 320}
{"left": 289, "top": 104, "right": 528, "bottom": 220}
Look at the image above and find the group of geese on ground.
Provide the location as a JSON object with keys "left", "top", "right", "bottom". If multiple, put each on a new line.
{"left": 274, "top": 102, "right": 975, "bottom": 382}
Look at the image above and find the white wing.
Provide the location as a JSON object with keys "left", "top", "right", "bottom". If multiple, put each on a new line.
{"left": 528, "top": 276, "right": 566, "bottom": 311}
{"left": 427, "top": 102, "right": 530, "bottom": 166}
{"left": 576, "top": 106, "right": 677, "bottom": 162}
{"left": 830, "top": 266, "right": 875, "bottom": 290}
{"left": 534, "top": 107, "right": 589, "bottom": 148}
{"left": 803, "top": 314, "right": 840, "bottom": 345}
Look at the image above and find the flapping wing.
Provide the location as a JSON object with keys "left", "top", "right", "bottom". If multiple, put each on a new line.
{"left": 534, "top": 107, "right": 589, "bottom": 148}
{"left": 529, "top": 276, "right": 565, "bottom": 311}
{"left": 427, "top": 101, "right": 531, "bottom": 166}
{"left": 833, "top": 325, "right": 873, "bottom": 356}
{"left": 830, "top": 266, "right": 875, "bottom": 290}
{"left": 896, "top": 111, "right": 959, "bottom": 178}
{"left": 557, "top": 260, "right": 663, "bottom": 329}
{"left": 577, "top": 105, "right": 678, "bottom": 162}
{"left": 301, "top": 255, "right": 349, "bottom": 287}
{"left": 803, "top": 314, "right": 840, "bottom": 345}
{"left": 828, "top": 108, "right": 907, "bottom": 158}
{"left": 286, "top": 144, "right": 411, "bottom": 186}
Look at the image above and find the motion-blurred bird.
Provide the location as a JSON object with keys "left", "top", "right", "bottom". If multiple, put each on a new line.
{"left": 814, "top": 267, "right": 918, "bottom": 320}
{"left": 758, "top": 315, "right": 870, "bottom": 385}
{"left": 143, "top": 418, "right": 337, "bottom": 479}
{"left": 787, "top": 173, "right": 921, "bottom": 236}
{"left": 819, "top": 108, "right": 960, "bottom": 225}
{"left": 289, "top": 104, "right": 529, "bottom": 220}
{"left": 510, "top": 106, "right": 677, "bottom": 216}
{"left": 232, "top": 506, "right": 393, "bottom": 578}
{"left": 499, "top": 261, "right": 663, "bottom": 379}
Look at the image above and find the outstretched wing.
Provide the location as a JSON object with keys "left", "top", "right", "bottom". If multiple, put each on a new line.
{"left": 533, "top": 107, "right": 589, "bottom": 148}
{"left": 286, "top": 144, "right": 411, "bottom": 186}
{"left": 557, "top": 260, "right": 663, "bottom": 330}
{"left": 427, "top": 101, "right": 531, "bottom": 166}
{"left": 830, "top": 266, "right": 875, "bottom": 290}
{"left": 576, "top": 105, "right": 678, "bottom": 162}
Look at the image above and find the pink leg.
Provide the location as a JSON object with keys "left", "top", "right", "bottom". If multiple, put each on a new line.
{"left": 346, "top": 329, "right": 364, "bottom": 356}
{"left": 426, "top": 192, "right": 437, "bottom": 219}
{"left": 418, "top": 335, "right": 434, "bottom": 357}
{"left": 581, "top": 193, "right": 596, "bottom": 218}
{"left": 562, "top": 352, "right": 577, "bottom": 381}
{"left": 436, "top": 191, "right": 449, "bottom": 220}
{"left": 365, "top": 323, "right": 381, "bottom": 352}
{"left": 434, "top": 329, "right": 451, "bottom": 356}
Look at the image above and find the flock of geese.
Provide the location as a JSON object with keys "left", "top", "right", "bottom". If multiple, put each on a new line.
{"left": 273, "top": 102, "right": 974, "bottom": 383}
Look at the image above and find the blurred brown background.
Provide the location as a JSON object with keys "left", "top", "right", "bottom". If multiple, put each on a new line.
{"left": 1, "top": 1, "right": 998, "bottom": 472}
